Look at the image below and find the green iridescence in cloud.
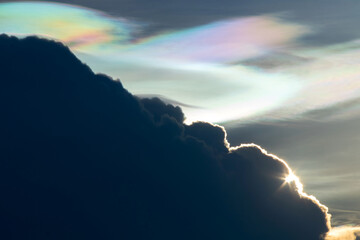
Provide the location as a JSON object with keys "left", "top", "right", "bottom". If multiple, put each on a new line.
{"left": 2, "top": 2, "right": 360, "bottom": 125}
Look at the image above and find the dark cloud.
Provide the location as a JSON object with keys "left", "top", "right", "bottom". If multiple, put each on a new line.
{"left": 237, "top": 51, "right": 312, "bottom": 69}
{"left": 224, "top": 118, "right": 360, "bottom": 226}
{"left": 136, "top": 94, "right": 200, "bottom": 109}
{"left": 0, "top": 35, "right": 329, "bottom": 239}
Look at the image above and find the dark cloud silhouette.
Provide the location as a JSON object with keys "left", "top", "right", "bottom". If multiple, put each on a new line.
{"left": 0, "top": 35, "right": 330, "bottom": 239}
{"left": 136, "top": 94, "right": 200, "bottom": 109}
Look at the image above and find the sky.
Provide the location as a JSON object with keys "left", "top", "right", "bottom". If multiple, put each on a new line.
{"left": 1, "top": 0, "right": 360, "bottom": 237}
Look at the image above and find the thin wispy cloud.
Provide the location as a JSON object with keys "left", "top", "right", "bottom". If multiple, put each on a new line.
{"left": 2, "top": 2, "right": 360, "bottom": 125}
{"left": 121, "top": 15, "right": 308, "bottom": 63}
{"left": 0, "top": 1, "right": 308, "bottom": 124}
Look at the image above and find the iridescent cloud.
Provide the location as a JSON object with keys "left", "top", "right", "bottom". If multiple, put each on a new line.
{"left": 121, "top": 16, "right": 309, "bottom": 63}
{"left": 0, "top": 1, "right": 309, "bottom": 124}
{"left": 266, "top": 40, "right": 360, "bottom": 121}
{"left": 4, "top": 1, "right": 360, "bottom": 124}
{"left": 0, "top": 1, "right": 136, "bottom": 51}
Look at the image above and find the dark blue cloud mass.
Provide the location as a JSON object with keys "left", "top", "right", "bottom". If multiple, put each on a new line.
{"left": 0, "top": 35, "right": 330, "bottom": 239}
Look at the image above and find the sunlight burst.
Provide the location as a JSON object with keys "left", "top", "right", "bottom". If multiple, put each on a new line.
{"left": 285, "top": 172, "right": 297, "bottom": 183}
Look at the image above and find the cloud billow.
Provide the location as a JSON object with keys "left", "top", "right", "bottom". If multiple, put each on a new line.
{"left": 0, "top": 35, "right": 330, "bottom": 239}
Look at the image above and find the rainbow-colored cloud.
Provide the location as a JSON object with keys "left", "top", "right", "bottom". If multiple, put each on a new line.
{"left": 0, "top": 2, "right": 136, "bottom": 51}
{"left": 2, "top": 1, "right": 360, "bottom": 124}
{"left": 0, "top": 2, "right": 308, "bottom": 62}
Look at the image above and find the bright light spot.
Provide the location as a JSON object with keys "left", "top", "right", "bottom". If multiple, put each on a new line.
{"left": 326, "top": 226, "right": 360, "bottom": 240}
{"left": 285, "top": 172, "right": 297, "bottom": 183}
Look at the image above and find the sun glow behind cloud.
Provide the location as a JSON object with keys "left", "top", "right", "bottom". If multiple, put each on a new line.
{"left": 326, "top": 226, "right": 360, "bottom": 240}
{"left": 3, "top": 1, "right": 360, "bottom": 235}
{"left": 285, "top": 172, "right": 297, "bottom": 183}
